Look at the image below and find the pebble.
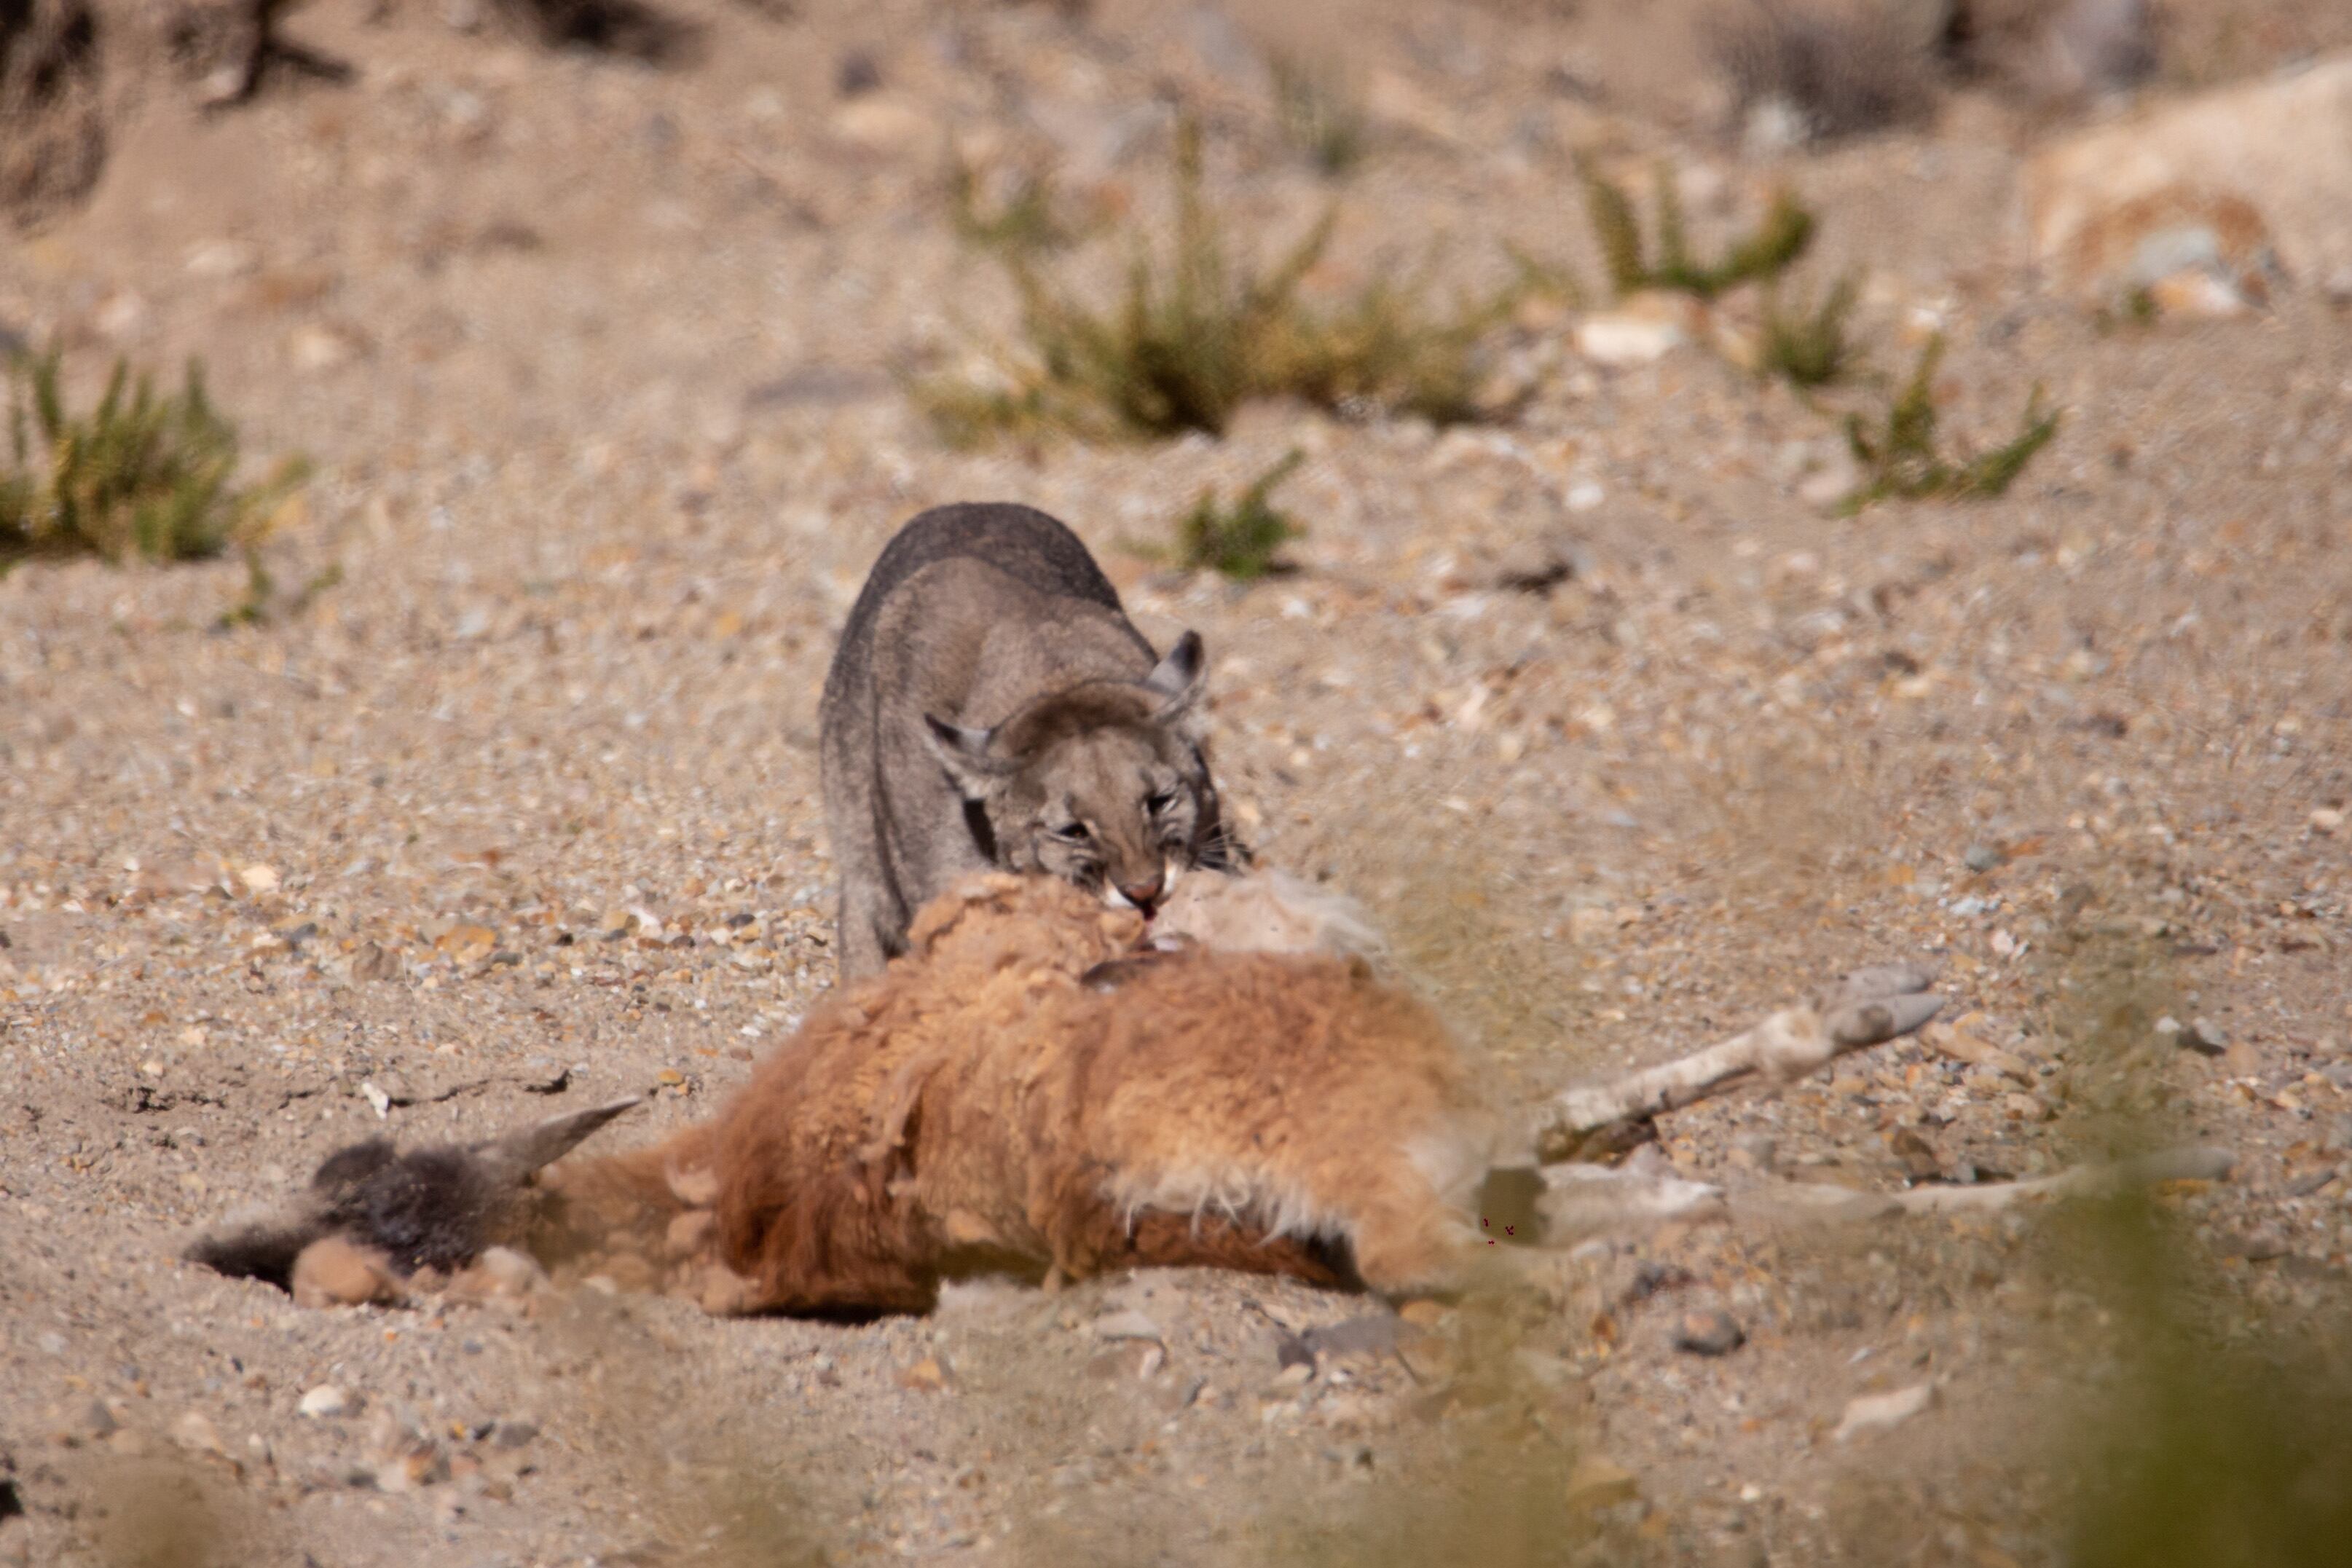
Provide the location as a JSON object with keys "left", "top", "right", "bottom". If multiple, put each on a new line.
{"left": 1564, "top": 1454, "right": 1640, "bottom": 1510}
{"left": 895, "top": 1356, "right": 953, "bottom": 1394}
{"left": 1091, "top": 1309, "right": 1163, "bottom": 1344}
{"left": 2183, "top": 1017, "right": 2227, "bottom": 1055}
{"left": 170, "top": 1410, "right": 228, "bottom": 1459}
{"left": 1962, "top": 843, "right": 2004, "bottom": 873}
{"left": 1671, "top": 1309, "right": 1745, "bottom": 1357}
{"left": 1832, "top": 1383, "right": 1935, "bottom": 1442}
{"left": 297, "top": 1384, "right": 350, "bottom": 1419}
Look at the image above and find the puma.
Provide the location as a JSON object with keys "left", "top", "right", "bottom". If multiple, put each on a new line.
{"left": 818, "top": 503, "right": 1235, "bottom": 980}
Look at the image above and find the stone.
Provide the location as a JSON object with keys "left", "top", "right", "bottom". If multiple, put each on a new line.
{"left": 1962, "top": 843, "right": 2004, "bottom": 873}
{"left": 895, "top": 1356, "right": 953, "bottom": 1393}
{"left": 1092, "top": 1309, "right": 1163, "bottom": 1344}
{"left": 1564, "top": 1454, "right": 1640, "bottom": 1510}
{"left": 2023, "top": 54, "right": 2352, "bottom": 300}
{"left": 1832, "top": 1382, "right": 1934, "bottom": 1441}
{"left": 1482, "top": 533, "right": 1586, "bottom": 595}
{"left": 829, "top": 97, "right": 936, "bottom": 158}
{"left": 1672, "top": 1309, "right": 1745, "bottom": 1357}
{"left": 1576, "top": 302, "right": 1690, "bottom": 367}
{"left": 351, "top": 942, "right": 401, "bottom": 982}
{"left": 2182, "top": 1017, "right": 2227, "bottom": 1056}
{"left": 170, "top": 1411, "right": 227, "bottom": 1459}
{"left": 1302, "top": 1314, "right": 1407, "bottom": 1363}
{"left": 297, "top": 1385, "right": 350, "bottom": 1419}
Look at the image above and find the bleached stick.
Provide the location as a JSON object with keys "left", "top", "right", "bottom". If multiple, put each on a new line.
{"left": 1889, "top": 1145, "right": 2236, "bottom": 1213}
{"left": 1532, "top": 965, "right": 1943, "bottom": 1161}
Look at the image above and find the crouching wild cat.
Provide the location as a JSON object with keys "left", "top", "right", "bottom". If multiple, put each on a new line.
{"left": 819, "top": 503, "right": 1236, "bottom": 979}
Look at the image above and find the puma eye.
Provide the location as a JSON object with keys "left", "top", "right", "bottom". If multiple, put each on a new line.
{"left": 1050, "top": 822, "right": 1093, "bottom": 843}
{"left": 1145, "top": 789, "right": 1177, "bottom": 815}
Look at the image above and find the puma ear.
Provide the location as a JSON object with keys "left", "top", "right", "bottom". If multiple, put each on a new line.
{"left": 1140, "top": 630, "right": 1207, "bottom": 721}
{"left": 923, "top": 714, "right": 1017, "bottom": 797}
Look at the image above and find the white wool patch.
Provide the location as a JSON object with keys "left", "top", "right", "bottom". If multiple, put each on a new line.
{"left": 1149, "top": 868, "right": 1389, "bottom": 960}
{"left": 1104, "top": 1163, "right": 1361, "bottom": 1250}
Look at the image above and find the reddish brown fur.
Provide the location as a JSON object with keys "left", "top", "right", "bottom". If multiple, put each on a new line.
{"left": 538, "top": 876, "right": 1487, "bottom": 1315}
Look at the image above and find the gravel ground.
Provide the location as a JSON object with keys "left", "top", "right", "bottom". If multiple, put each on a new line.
{"left": 3, "top": 1, "right": 2350, "bottom": 1564}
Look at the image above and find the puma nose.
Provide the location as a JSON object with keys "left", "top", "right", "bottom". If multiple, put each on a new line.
{"left": 1119, "top": 872, "right": 1165, "bottom": 913}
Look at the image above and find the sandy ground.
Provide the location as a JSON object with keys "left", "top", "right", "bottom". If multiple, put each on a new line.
{"left": 3, "top": 1, "right": 2350, "bottom": 1564}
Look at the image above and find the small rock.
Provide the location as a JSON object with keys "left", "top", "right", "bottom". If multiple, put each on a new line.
{"left": 835, "top": 48, "right": 882, "bottom": 97}
{"left": 829, "top": 96, "right": 935, "bottom": 157}
{"left": 1671, "top": 1309, "right": 1745, "bottom": 1357}
{"left": 1267, "top": 1362, "right": 1314, "bottom": 1392}
{"left": 185, "top": 239, "right": 259, "bottom": 279}
{"left": 2182, "top": 1017, "right": 2227, "bottom": 1056}
{"left": 488, "top": 1419, "right": 538, "bottom": 1450}
{"left": 1093, "top": 1309, "right": 1164, "bottom": 1344}
{"left": 297, "top": 1385, "right": 350, "bottom": 1419}
{"left": 1962, "top": 843, "right": 2005, "bottom": 873}
{"left": 1396, "top": 1300, "right": 1450, "bottom": 1329}
{"left": 2221, "top": 1228, "right": 2289, "bottom": 1263}
{"left": 896, "top": 1356, "right": 953, "bottom": 1394}
{"left": 1483, "top": 533, "right": 1585, "bottom": 595}
{"left": 1832, "top": 1382, "right": 1934, "bottom": 1442}
{"left": 1152, "top": 1376, "right": 1206, "bottom": 1414}
{"left": 351, "top": 942, "right": 401, "bottom": 982}
{"left": 1302, "top": 1314, "right": 1406, "bottom": 1363}
{"left": 67, "top": 1399, "right": 118, "bottom": 1440}
{"left": 2312, "top": 807, "right": 2346, "bottom": 835}
{"left": 1564, "top": 1454, "right": 1640, "bottom": 1511}
{"left": 170, "top": 1411, "right": 227, "bottom": 1459}
{"left": 1730, "top": 1133, "right": 1778, "bottom": 1172}
{"left": 288, "top": 323, "right": 361, "bottom": 373}
{"left": 1576, "top": 309, "right": 1686, "bottom": 367}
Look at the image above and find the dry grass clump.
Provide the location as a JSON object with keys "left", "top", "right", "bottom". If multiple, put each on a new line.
{"left": 920, "top": 123, "right": 1513, "bottom": 444}
{"left": 1840, "top": 334, "right": 2058, "bottom": 513}
{"left": 1171, "top": 449, "right": 1305, "bottom": 580}
{"left": 0, "top": 345, "right": 309, "bottom": 574}
{"left": 1759, "top": 272, "right": 1860, "bottom": 387}
{"left": 1272, "top": 52, "right": 1369, "bottom": 177}
{"left": 946, "top": 154, "right": 1078, "bottom": 256}
{"left": 1579, "top": 158, "right": 1814, "bottom": 301}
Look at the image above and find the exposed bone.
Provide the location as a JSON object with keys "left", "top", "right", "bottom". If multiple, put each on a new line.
{"left": 1532, "top": 965, "right": 1943, "bottom": 1159}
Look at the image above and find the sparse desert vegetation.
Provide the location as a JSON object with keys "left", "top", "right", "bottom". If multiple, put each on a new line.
{"left": 0, "top": 345, "right": 307, "bottom": 572}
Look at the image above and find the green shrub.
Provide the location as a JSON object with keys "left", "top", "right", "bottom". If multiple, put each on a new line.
{"left": 920, "top": 122, "right": 1514, "bottom": 443}
{"left": 0, "top": 345, "right": 308, "bottom": 572}
{"left": 1172, "top": 449, "right": 1305, "bottom": 580}
{"left": 1759, "top": 272, "right": 1861, "bottom": 387}
{"left": 1579, "top": 157, "right": 1814, "bottom": 300}
{"left": 1841, "top": 334, "right": 2058, "bottom": 513}
{"left": 1272, "top": 53, "right": 1369, "bottom": 178}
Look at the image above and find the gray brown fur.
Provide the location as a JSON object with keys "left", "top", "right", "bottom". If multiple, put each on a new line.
{"left": 819, "top": 503, "right": 1235, "bottom": 979}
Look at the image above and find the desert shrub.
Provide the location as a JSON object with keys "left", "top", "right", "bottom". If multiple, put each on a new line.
{"left": 920, "top": 122, "right": 1514, "bottom": 443}
{"left": 1271, "top": 52, "right": 1369, "bottom": 177}
{"left": 1171, "top": 449, "right": 1305, "bottom": 580}
{"left": 947, "top": 154, "right": 1077, "bottom": 255}
{"left": 1759, "top": 272, "right": 1860, "bottom": 387}
{"left": 1841, "top": 334, "right": 2057, "bottom": 512}
{"left": 1710, "top": 0, "right": 1941, "bottom": 143}
{"left": 1579, "top": 157, "right": 1814, "bottom": 300}
{"left": 0, "top": 345, "right": 309, "bottom": 572}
